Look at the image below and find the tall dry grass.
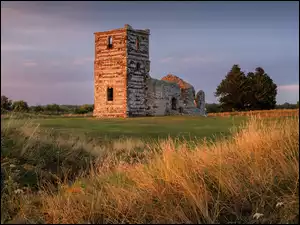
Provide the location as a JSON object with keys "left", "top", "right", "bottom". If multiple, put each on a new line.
{"left": 1, "top": 116, "right": 299, "bottom": 223}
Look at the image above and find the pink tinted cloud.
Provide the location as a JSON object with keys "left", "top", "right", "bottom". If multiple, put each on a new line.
{"left": 1, "top": 80, "right": 94, "bottom": 105}
{"left": 22, "top": 60, "right": 37, "bottom": 67}
{"left": 50, "top": 61, "right": 61, "bottom": 66}
{"left": 278, "top": 84, "right": 299, "bottom": 91}
{"left": 159, "top": 57, "right": 174, "bottom": 63}
{"left": 159, "top": 56, "right": 220, "bottom": 65}
{"left": 181, "top": 56, "right": 219, "bottom": 64}
{"left": 73, "top": 57, "right": 93, "bottom": 65}
{"left": 1, "top": 43, "right": 41, "bottom": 52}
{"left": 1, "top": 5, "right": 92, "bottom": 54}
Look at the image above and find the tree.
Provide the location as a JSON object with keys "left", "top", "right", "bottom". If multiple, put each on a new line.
{"left": 74, "top": 104, "right": 94, "bottom": 114}
{"left": 297, "top": 101, "right": 299, "bottom": 108}
{"left": 205, "top": 103, "right": 221, "bottom": 113}
{"left": 81, "top": 104, "right": 94, "bottom": 113}
{"left": 245, "top": 67, "right": 277, "bottom": 110}
{"left": 30, "top": 105, "right": 44, "bottom": 113}
{"left": 215, "top": 65, "right": 248, "bottom": 111}
{"left": 45, "top": 104, "right": 61, "bottom": 114}
{"left": 12, "top": 100, "right": 29, "bottom": 112}
{"left": 1, "top": 95, "right": 12, "bottom": 111}
{"left": 215, "top": 65, "right": 278, "bottom": 112}
{"left": 74, "top": 107, "right": 87, "bottom": 114}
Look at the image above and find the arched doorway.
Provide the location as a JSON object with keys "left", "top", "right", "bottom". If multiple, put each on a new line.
{"left": 171, "top": 97, "right": 177, "bottom": 110}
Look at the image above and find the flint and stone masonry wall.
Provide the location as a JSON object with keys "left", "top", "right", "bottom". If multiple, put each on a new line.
{"left": 93, "top": 24, "right": 205, "bottom": 118}
{"left": 94, "top": 27, "right": 128, "bottom": 118}
{"left": 127, "top": 27, "right": 150, "bottom": 117}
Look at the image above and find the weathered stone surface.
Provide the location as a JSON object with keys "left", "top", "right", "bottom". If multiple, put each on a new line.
{"left": 161, "top": 74, "right": 196, "bottom": 109}
{"left": 93, "top": 28, "right": 128, "bottom": 118}
{"left": 161, "top": 74, "right": 192, "bottom": 89}
{"left": 195, "top": 90, "right": 206, "bottom": 115}
{"left": 93, "top": 25, "right": 205, "bottom": 118}
{"left": 145, "top": 78, "right": 182, "bottom": 116}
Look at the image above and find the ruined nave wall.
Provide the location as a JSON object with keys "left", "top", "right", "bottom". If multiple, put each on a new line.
{"left": 145, "top": 78, "right": 182, "bottom": 116}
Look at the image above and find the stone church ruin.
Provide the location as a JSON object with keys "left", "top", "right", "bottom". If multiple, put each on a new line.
{"left": 93, "top": 24, "right": 205, "bottom": 118}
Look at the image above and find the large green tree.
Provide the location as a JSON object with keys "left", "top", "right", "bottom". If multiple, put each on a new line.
{"left": 215, "top": 65, "right": 277, "bottom": 111}
{"left": 12, "top": 100, "right": 29, "bottom": 112}
{"left": 215, "top": 64, "right": 248, "bottom": 111}
{"left": 246, "top": 67, "right": 277, "bottom": 110}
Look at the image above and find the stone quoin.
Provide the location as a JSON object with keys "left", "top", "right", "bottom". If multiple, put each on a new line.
{"left": 93, "top": 24, "right": 205, "bottom": 118}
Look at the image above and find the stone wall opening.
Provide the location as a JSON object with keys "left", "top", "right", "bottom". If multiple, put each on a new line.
{"left": 179, "top": 107, "right": 183, "bottom": 113}
{"left": 171, "top": 97, "right": 177, "bottom": 110}
{"left": 136, "top": 37, "right": 140, "bottom": 50}
{"left": 136, "top": 62, "right": 140, "bottom": 71}
{"left": 107, "top": 87, "right": 114, "bottom": 101}
{"left": 108, "top": 36, "right": 113, "bottom": 49}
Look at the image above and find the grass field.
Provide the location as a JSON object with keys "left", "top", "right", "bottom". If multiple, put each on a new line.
{"left": 4, "top": 116, "right": 246, "bottom": 140}
{"left": 1, "top": 112, "right": 299, "bottom": 224}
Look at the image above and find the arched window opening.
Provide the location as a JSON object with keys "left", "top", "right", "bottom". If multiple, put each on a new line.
{"left": 108, "top": 36, "right": 113, "bottom": 49}
{"left": 171, "top": 97, "right": 177, "bottom": 110}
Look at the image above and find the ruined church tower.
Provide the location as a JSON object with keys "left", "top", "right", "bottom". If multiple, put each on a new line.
{"left": 93, "top": 24, "right": 150, "bottom": 118}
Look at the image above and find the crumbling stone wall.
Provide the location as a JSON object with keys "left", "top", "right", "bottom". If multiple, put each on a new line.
{"left": 195, "top": 90, "right": 206, "bottom": 115}
{"left": 144, "top": 73, "right": 206, "bottom": 117}
{"left": 93, "top": 25, "right": 205, "bottom": 118}
{"left": 145, "top": 78, "right": 182, "bottom": 116}
{"left": 161, "top": 74, "right": 196, "bottom": 109}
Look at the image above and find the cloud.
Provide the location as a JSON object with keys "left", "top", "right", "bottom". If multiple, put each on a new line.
{"left": 22, "top": 60, "right": 37, "bottom": 67}
{"left": 278, "top": 84, "right": 299, "bottom": 91}
{"left": 11, "top": 27, "right": 49, "bottom": 35}
{"left": 1, "top": 4, "right": 93, "bottom": 52}
{"left": 181, "top": 56, "right": 219, "bottom": 64}
{"left": 159, "top": 57, "right": 174, "bottom": 63}
{"left": 50, "top": 61, "right": 61, "bottom": 66}
{"left": 1, "top": 43, "right": 42, "bottom": 52}
{"left": 1, "top": 80, "right": 94, "bottom": 106}
{"left": 277, "top": 84, "right": 299, "bottom": 104}
{"left": 73, "top": 57, "right": 93, "bottom": 65}
{"left": 159, "top": 55, "right": 220, "bottom": 65}
{"left": 1, "top": 3, "right": 95, "bottom": 32}
{"left": 1, "top": 61, "right": 93, "bottom": 86}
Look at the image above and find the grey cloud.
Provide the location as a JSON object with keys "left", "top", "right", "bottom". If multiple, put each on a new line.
{"left": 1, "top": 80, "right": 94, "bottom": 105}
{"left": 1, "top": 56, "right": 93, "bottom": 86}
{"left": 1, "top": 1, "right": 298, "bottom": 105}
{"left": 1, "top": 43, "right": 44, "bottom": 52}
{"left": 3, "top": 1, "right": 298, "bottom": 29}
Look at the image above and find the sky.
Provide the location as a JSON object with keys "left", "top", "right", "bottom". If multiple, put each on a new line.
{"left": 1, "top": 1, "right": 299, "bottom": 105}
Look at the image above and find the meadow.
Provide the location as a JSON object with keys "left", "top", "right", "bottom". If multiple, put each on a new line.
{"left": 1, "top": 110, "right": 299, "bottom": 224}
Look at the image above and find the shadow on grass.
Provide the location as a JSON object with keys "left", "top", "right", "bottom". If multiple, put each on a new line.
{"left": 1, "top": 128, "right": 95, "bottom": 192}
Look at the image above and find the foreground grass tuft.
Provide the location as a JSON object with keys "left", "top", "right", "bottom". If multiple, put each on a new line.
{"left": 1, "top": 116, "right": 299, "bottom": 224}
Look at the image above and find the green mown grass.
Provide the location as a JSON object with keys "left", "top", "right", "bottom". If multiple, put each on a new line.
{"left": 2, "top": 116, "right": 246, "bottom": 141}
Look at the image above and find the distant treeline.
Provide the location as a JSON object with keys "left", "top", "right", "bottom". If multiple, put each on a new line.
{"left": 1, "top": 95, "right": 299, "bottom": 115}
{"left": 205, "top": 102, "right": 299, "bottom": 113}
{"left": 1, "top": 95, "right": 93, "bottom": 115}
